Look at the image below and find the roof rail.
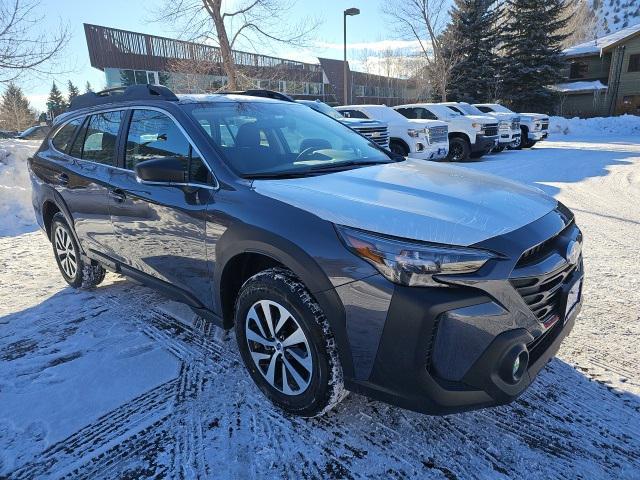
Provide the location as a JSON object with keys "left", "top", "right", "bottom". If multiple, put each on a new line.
{"left": 68, "top": 84, "right": 179, "bottom": 111}
{"left": 221, "top": 89, "right": 295, "bottom": 102}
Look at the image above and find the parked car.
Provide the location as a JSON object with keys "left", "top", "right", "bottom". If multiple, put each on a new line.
{"left": 298, "top": 99, "right": 390, "bottom": 149}
{"left": 30, "top": 85, "right": 583, "bottom": 418}
{"left": 475, "top": 103, "right": 549, "bottom": 149}
{"left": 441, "top": 102, "right": 520, "bottom": 152}
{"left": 335, "top": 104, "right": 449, "bottom": 161}
{"left": 18, "top": 125, "right": 51, "bottom": 140}
{"left": 394, "top": 103, "right": 498, "bottom": 162}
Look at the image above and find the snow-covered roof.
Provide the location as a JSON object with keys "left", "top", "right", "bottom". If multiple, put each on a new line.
{"left": 563, "top": 23, "right": 640, "bottom": 57}
{"left": 551, "top": 80, "right": 608, "bottom": 94}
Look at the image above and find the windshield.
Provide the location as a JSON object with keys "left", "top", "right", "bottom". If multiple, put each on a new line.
{"left": 427, "top": 104, "right": 460, "bottom": 118}
{"left": 491, "top": 104, "right": 514, "bottom": 114}
{"left": 300, "top": 100, "right": 344, "bottom": 120}
{"left": 457, "top": 103, "right": 485, "bottom": 115}
{"left": 185, "top": 102, "right": 392, "bottom": 178}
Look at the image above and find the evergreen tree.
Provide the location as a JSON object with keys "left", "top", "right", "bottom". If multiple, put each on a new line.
{"left": 85, "top": 81, "right": 93, "bottom": 93}
{"left": 47, "top": 82, "right": 67, "bottom": 118}
{"left": 0, "top": 83, "right": 36, "bottom": 131}
{"left": 67, "top": 80, "right": 80, "bottom": 104}
{"left": 447, "top": 0, "right": 501, "bottom": 103}
{"left": 500, "top": 0, "right": 569, "bottom": 112}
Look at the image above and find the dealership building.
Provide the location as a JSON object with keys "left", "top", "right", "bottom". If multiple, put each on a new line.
{"left": 83, "top": 24, "right": 419, "bottom": 105}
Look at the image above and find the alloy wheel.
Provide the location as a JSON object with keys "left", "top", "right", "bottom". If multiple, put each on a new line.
{"left": 450, "top": 143, "right": 464, "bottom": 161}
{"left": 245, "top": 300, "right": 313, "bottom": 396}
{"left": 54, "top": 226, "right": 78, "bottom": 278}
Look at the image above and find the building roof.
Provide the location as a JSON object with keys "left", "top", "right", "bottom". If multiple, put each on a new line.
{"left": 550, "top": 80, "right": 608, "bottom": 94}
{"left": 563, "top": 23, "right": 640, "bottom": 57}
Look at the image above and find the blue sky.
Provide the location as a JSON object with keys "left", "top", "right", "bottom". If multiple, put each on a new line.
{"left": 25, "top": 0, "right": 440, "bottom": 112}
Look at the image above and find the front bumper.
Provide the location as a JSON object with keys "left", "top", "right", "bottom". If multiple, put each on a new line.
{"left": 529, "top": 130, "right": 548, "bottom": 141}
{"left": 499, "top": 130, "right": 521, "bottom": 144}
{"left": 471, "top": 134, "right": 499, "bottom": 153}
{"left": 338, "top": 208, "right": 583, "bottom": 415}
{"left": 408, "top": 143, "right": 449, "bottom": 161}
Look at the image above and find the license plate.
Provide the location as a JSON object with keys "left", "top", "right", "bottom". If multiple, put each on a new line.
{"left": 565, "top": 279, "right": 582, "bottom": 323}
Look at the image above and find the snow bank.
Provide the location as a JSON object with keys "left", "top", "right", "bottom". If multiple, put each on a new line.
{"left": 0, "top": 140, "right": 39, "bottom": 236}
{"left": 549, "top": 114, "right": 640, "bottom": 137}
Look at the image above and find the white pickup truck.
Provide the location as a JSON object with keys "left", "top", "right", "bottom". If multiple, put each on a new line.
{"left": 475, "top": 103, "right": 549, "bottom": 149}
{"left": 335, "top": 104, "right": 449, "bottom": 161}
{"left": 394, "top": 103, "right": 499, "bottom": 161}
{"left": 442, "top": 102, "right": 520, "bottom": 152}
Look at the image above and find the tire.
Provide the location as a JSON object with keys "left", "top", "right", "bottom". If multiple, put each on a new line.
{"left": 492, "top": 144, "right": 506, "bottom": 153}
{"left": 234, "top": 268, "right": 347, "bottom": 417}
{"left": 513, "top": 127, "right": 527, "bottom": 150}
{"left": 51, "top": 213, "right": 106, "bottom": 289}
{"left": 389, "top": 140, "right": 409, "bottom": 157}
{"left": 522, "top": 140, "right": 537, "bottom": 149}
{"left": 446, "top": 137, "right": 470, "bottom": 162}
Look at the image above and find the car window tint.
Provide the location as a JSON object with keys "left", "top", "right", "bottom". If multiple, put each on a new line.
{"left": 68, "top": 117, "right": 88, "bottom": 158}
{"left": 341, "top": 109, "right": 369, "bottom": 119}
{"left": 126, "top": 110, "right": 190, "bottom": 170}
{"left": 52, "top": 118, "right": 82, "bottom": 153}
{"left": 396, "top": 108, "right": 416, "bottom": 119}
{"left": 418, "top": 108, "right": 438, "bottom": 120}
{"left": 127, "top": 109, "right": 209, "bottom": 185}
{"left": 80, "top": 111, "right": 124, "bottom": 165}
{"left": 477, "top": 106, "right": 492, "bottom": 113}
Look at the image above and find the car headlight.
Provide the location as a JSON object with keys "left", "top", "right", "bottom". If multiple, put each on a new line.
{"left": 407, "top": 128, "right": 426, "bottom": 138}
{"left": 336, "top": 226, "right": 496, "bottom": 287}
{"left": 471, "top": 122, "right": 483, "bottom": 132}
{"left": 534, "top": 122, "right": 541, "bottom": 131}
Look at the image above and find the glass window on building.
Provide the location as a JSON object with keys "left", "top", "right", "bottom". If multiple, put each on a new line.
{"left": 628, "top": 54, "right": 640, "bottom": 73}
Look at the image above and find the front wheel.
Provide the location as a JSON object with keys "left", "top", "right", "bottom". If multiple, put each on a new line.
{"left": 234, "top": 268, "right": 347, "bottom": 417}
{"left": 389, "top": 140, "right": 409, "bottom": 157}
{"left": 446, "top": 137, "right": 470, "bottom": 162}
{"left": 492, "top": 144, "right": 506, "bottom": 153}
{"left": 51, "top": 213, "right": 106, "bottom": 289}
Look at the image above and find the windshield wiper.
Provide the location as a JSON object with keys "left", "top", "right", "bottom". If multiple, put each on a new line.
{"left": 246, "top": 159, "right": 395, "bottom": 180}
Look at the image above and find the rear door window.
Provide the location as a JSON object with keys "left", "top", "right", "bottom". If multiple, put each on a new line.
{"left": 69, "top": 111, "right": 124, "bottom": 165}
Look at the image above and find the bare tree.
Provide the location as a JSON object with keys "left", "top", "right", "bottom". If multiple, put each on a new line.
{"left": 381, "top": 0, "right": 459, "bottom": 101}
{"left": 0, "top": 0, "right": 70, "bottom": 84}
{"left": 151, "top": 0, "right": 319, "bottom": 90}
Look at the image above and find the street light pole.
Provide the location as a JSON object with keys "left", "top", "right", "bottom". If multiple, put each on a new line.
{"left": 343, "top": 8, "right": 360, "bottom": 105}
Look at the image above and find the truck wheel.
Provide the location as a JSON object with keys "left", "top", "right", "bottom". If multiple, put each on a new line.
{"left": 51, "top": 213, "right": 106, "bottom": 289}
{"left": 522, "top": 139, "right": 537, "bottom": 149}
{"left": 389, "top": 140, "right": 409, "bottom": 157}
{"left": 492, "top": 144, "right": 506, "bottom": 153}
{"left": 513, "top": 127, "right": 528, "bottom": 150}
{"left": 234, "top": 268, "right": 347, "bottom": 417}
{"left": 446, "top": 137, "right": 470, "bottom": 162}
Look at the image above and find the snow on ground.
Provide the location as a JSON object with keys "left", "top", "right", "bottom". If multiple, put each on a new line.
{"left": 1, "top": 119, "right": 639, "bottom": 478}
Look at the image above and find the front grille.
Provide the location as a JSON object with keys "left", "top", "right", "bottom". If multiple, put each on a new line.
{"left": 482, "top": 124, "right": 498, "bottom": 136}
{"left": 510, "top": 262, "right": 578, "bottom": 323}
{"left": 428, "top": 125, "right": 448, "bottom": 143}
{"left": 354, "top": 126, "right": 389, "bottom": 147}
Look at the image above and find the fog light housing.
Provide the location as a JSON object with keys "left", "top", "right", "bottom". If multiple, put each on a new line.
{"left": 501, "top": 345, "right": 529, "bottom": 384}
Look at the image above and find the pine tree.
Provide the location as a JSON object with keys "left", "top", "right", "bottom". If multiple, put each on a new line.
{"left": 447, "top": 0, "right": 501, "bottom": 103}
{"left": 47, "top": 82, "right": 67, "bottom": 118}
{"left": 0, "top": 83, "right": 36, "bottom": 131}
{"left": 500, "top": 0, "right": 569, "bottom": 112}
{"left": 85, "top": 81, "right": 93, "bottom": 93}
{"left": 67, "top": 80, "right": 80, "bottom": 104}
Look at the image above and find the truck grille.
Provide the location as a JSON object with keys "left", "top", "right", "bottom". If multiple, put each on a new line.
{"left": 353, "top": 126, "right": 389, "bottom": 148}
{"left": 428, "top": 125, "right": 448, "bottom": 144}
{"left": 482, "top": 124, "right": 498, "bottom": 136}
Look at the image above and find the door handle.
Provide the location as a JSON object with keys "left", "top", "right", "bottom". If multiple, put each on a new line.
{"left": 57, "top": 173, "right": 69, "bottom": 186}
{"left": 109, "top": 189, "right": 126, "bottom": 203}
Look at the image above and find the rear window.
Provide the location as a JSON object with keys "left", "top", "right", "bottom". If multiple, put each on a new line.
{"left": 68, "top": 111, "right": 124, "bottom": 165}
{"left": 52, "top": 118, "right": 82, "bottom": 153}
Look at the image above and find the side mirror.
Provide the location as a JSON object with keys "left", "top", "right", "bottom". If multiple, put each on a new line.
{"left": 135, "top": 158, "right": 186, "bottom": 184}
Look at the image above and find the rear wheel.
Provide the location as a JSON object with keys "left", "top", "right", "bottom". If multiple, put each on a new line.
{"left": 234, "top": 268, "right": 346, "bottom": 417}
{"left": 446, "top": 137, "right": 470, "bottom": 162}
{"left": 389, "top": 140, "right": 409, "bottom": 157}
{"left": 51, "top": 213, "right": 106, "bottom": 289}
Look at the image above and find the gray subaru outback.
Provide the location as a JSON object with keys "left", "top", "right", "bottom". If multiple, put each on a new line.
{"left": 29, "top": 85, "right": 583, "bottom": 417}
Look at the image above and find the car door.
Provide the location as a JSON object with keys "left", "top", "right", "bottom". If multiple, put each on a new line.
{"left": 56, "top": 111, "right": 124, "bottom": 259}
{"left": 108, "top": 108, "right": 215, "bottom": 307}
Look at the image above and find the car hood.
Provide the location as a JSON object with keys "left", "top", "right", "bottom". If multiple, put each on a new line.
{"left": 485, "top": 112, "right": 516, "bottom": 121}
{"left": 465, "top": 115, "right": 498, "bottom": 124}
{"left": 406, "top": 119, "right": 448, "bottom": 128}
{"left": 253, "top": 159, "right": 557, "bottom": 246}
{"left": 340, "top": 118, "right": 387, "bottom": 128}
{"left": 520, "top": 113, "right": 549, "bottom": 122}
